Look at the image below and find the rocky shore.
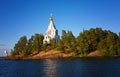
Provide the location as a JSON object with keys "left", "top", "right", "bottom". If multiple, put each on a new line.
{"left": 4, "top": 50, "right": 76, "bottom": 60}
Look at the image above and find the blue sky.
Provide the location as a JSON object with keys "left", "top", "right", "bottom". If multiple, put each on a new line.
{"left": 0, "top": 0, "right": 120, "bottom": 50}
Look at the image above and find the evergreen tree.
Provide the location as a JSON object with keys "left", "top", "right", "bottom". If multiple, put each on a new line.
{"left": 13, "top": 36, "right": 27, "bottom": 56}
{"left": 57, "top": 30, "right": 76, "bottom": 53}
{"left": 27, "top": 36, "right": 34, "bottom": 55}
{"left": 57, "top": 30, "right": 67, "bottom": 52}
{"left": 77, "top": 32, "right": 89, "bottom": 55}
{"left": 33, "top": 34, "right": 44, "bottom": 52}
{"left": 50, "top": 38, "right": 57, "bottom": 49}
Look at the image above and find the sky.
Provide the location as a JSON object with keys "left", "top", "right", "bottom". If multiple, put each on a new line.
{"left": 0, "top": 0, "right": 120, "bottom": 50}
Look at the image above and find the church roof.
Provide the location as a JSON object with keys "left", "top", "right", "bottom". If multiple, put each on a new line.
{"left": 43, "top": 16, "right": 59, "bottom": 44}
{"left": 47, "top": 16, "right": 56, "bottom": 31}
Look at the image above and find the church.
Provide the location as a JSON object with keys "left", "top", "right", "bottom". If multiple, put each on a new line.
{"left": 43, "top": 16, "right": 59, "bottom": 44}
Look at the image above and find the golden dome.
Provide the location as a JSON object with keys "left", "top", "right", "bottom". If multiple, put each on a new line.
{"left": 50, "top": 16, "right": 53, "bottom": 21}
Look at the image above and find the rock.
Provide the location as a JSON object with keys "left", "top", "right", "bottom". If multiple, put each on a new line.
{"left": 88, "top": 50, "right": 102, "bottom": 57}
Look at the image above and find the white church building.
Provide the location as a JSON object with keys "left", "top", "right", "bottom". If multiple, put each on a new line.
{"left": 43, "top": 16, "right": 59, "bottom": 44}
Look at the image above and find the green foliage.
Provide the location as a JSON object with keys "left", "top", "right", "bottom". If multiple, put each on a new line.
{"left": 26, "top": 36, "right": 34, "bottom": 55}
{"left": 12, "top": 27, "right": 120, "bottom": 57}
{"left": 50, "top": 38, "right": 57, "bottom": 49}
{"left": 12, "top": 36, "right": 27, "bottom": 56}
{"left": 33, "top": 34, "right": 44, "bottom": 52}
{"left": 57, "top": 30, "right": 76, "bottom": 53}
{"left": 76, "top": 28, "right": 120, "bottom": 56}
{"left": 12, "top": 34, "right": 44, "bottom": 57}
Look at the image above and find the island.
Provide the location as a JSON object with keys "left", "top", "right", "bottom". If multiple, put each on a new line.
{"left": 4, "top": 16, "right": 120, "bottom": 59}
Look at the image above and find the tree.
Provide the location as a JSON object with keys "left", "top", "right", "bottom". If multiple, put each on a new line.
{"left": 77, "top": 32, "right": 89, "bottom": 55}
{"left": 57, "top": 30, "right": 76, "bottom": 53}
{"left": 13, "top": 36, "right": 27, "bottom": 56}
{"left": 97, "top": 39, "right": 108, "bottom": 56}
{"left": 76, "top": 27, "right": 120, "bottom": 56}
{"left": 97, "top": 30, "right": 119, "bottom": 56}
{"left": 26, "top": 36, "right": 34, "bottom": 55}
{"left": 50, "top": 38, "right": 57, "bottom": 49}
{"left": 33, "top": 34, "right": 44, "bottom": 52}
{"left": 117, "top": 32, "right": 120, "bottom": 55}
{"left": 12, "top": 34, "right": 44, "bottom": 56}
{"left": 57, "top": 30, "right": 67, "bottom": 52}
{"left": 66, "top": 31, "right": 77, "bottom": 52}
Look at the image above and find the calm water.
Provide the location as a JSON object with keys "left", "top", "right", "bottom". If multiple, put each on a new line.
{"left": 0, "top": 58, "right": 120, "bottom": 77}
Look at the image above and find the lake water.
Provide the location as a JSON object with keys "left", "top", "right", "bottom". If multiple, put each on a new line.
{"left": 0, "top": 57, "right": 120, "bottom": 77}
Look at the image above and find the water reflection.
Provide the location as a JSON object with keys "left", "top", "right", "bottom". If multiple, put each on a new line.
{"left": 42, "top": 59, "right": 58, "bottom": 77}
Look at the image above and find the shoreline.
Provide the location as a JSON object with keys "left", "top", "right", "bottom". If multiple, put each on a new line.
{"left": 3, "top": 50, "right": 120, "bottom": 60}
{"left": 3, "top": 56, "right": 120, "bottom": 60}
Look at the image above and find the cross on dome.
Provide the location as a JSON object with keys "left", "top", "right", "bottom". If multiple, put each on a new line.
{"left": 50, "top": 13, "right": 53, "bottom": 21}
